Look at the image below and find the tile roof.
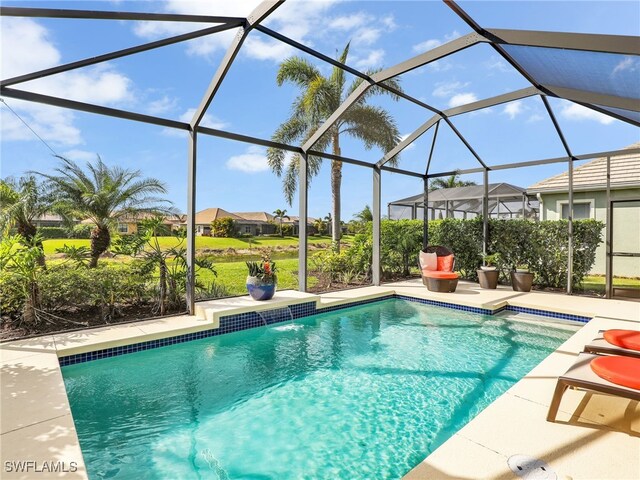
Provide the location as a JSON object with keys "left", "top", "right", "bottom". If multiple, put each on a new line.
{"left": 194, "top": 208, "right": 244, "bottom": 224}
{"left": 528, "top": 142, "right": 640, "bottom": 193}
{"left": 233, "top": 211, "right": 275, "bottom": 223}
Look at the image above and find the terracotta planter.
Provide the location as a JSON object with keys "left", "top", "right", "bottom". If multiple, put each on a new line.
{"left": 477, "top": 269, "right": 499, "bottom": 289}
{"left": 510, "top": 271, "right": 533, "bottom": 292}
{"left": 246, "top": 276, "right": 277, "bottom": 301}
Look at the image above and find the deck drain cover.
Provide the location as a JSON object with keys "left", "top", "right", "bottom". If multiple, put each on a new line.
{"left": 508, "top": 455, "right": 557, "bottom": 480}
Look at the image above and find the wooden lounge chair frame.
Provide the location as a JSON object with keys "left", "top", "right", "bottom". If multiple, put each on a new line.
{"left": 418, "top": 246, "right": 459, "bottom": 293}
{"left": 547, "top": 352, "right": 640, "bottom": 422}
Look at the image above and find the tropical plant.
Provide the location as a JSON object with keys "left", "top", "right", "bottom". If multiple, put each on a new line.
{"left": 313, "top": 217, "right": 327, "bottom": 235}
{"left": 272, "top": 208, "right": 290, "bottom": 236}
{"left": 0, "top": 175, "right": 51, "bottom": 266}
{"left": 353, "top": 205, "right": 373, "bottom": 223}
{"left": 37, "top": 155, "right": 170, "bottom": 268}
{"left": 246, "top": 251, "right": 277, "bottom": 282}
{"left": 0, "top": 234, "right": 45, "bottom": 323}
{"left": 112, "top": 216, "right": 217, "bottom": 316}
{"left": 429, "top": 172, "right": 477, "bottom": 191}
{"left": 267, "top": 43, "right": 402, "bottom": 251}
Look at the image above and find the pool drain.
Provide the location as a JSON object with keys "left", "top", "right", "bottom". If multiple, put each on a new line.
{"left": 508, "top": 455, "right": 557, "bottom": 480}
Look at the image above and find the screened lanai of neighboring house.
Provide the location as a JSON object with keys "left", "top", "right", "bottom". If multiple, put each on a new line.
{"left": 1, "top": 0, "right": 638, "bottom": 306}
{"left": 388, "top": 183, "right": 539, "bottom": 220}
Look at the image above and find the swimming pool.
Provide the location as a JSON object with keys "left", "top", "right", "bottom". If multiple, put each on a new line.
{"left": 62, "top": 298, "right": 577, "bottom": 479}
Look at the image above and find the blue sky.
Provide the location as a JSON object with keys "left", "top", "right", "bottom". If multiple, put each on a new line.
{"left": 1, "top": 0, "right": 639, "bottom": 220}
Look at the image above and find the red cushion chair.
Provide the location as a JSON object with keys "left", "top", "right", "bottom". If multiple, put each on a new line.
{"left": 418, "top": 246, "right": 459, "bottom": 293}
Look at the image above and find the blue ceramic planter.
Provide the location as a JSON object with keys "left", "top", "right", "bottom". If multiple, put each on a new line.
{"left": 246, "top": 276, "right": 277, "bottom": 301}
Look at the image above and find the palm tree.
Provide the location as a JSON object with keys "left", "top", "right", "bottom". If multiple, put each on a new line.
{"left": 272, "top": 208, "right": 290, "bottom": 237}
{"left": 313, "top": 217, "right": 326, "bottom": 235}
{"left": 353, "top": 204, "right": 373, "bottom": 223}
{"left": 0, "top": 175, "right": 50, "bottom": 266}
{"left": 38, "top": 156, "right": 170, "bottom": 268}
{"left": 429, "top": 172, "right": 477, "bottom": 191}
{"left": 267, "top": 43, "right": 402, "bottom": 251}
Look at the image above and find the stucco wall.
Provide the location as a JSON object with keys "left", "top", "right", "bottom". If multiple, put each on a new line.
{"left": 539, "top": 188, "right": 640, "bottom": 277}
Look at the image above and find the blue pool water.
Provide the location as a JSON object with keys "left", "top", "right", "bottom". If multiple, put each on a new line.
{"left": 62, "top": 299, "right": 577, "bottom": 479}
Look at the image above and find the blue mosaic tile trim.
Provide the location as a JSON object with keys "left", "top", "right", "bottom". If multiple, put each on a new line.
{"left": 316, "top": 294, "right": 395, "bottom": 313}
{"left": 59, "top": 295, "right": 591, "bottom": 366}
{"left": 505, "top": 305, "right": 591, "bottom": 323}
{"left": 394, "top": 294, "right": 495, "bottom": 315}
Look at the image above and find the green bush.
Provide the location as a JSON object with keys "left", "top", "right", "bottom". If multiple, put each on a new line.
{"left": 37, "top": 225, "right": 92, "bottom": 239}
{"left": 211, "top": 217, "right": 236, "bottom": 237}
{"left": 338, "top": 218, "right": 603, "bottom": 289}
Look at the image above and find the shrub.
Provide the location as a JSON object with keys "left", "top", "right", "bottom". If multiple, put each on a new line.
{"left": 211, "top": 218, "right": 236, "bottom": 237}
{"left": 37, "top": 225, "right": 92, "bottom": 239}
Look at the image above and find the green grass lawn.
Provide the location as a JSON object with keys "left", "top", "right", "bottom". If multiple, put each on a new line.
{"left": 579, "top": 275, "right": 640, "bottom": 292}
{"left": 43, "top": 235, "right": 343, "bottom": 256}
{"left": 198, "top": 257, "right": 317, "bottom": 297}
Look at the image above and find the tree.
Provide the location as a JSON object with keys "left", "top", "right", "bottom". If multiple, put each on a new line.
{"left": 38, "top": 156, "right": 170, "bottom": 268}
{"left": 272, "top": 208, "right": 290, "bottom": 237}
{"left": 267, "top": 43, "right": 402, "bottom": 251}
{"left": 353, "top": 205, "right": 373, "bottom": 223}
{"left": 429, "top": 172, "right": 477, "bottom": 191}
{"left": 0, "top": 175, "right": 50, "bottom": 267}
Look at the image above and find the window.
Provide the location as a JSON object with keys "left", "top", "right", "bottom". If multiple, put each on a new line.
{"left": 561, "top": 202, "right": 591, "bottom": 220}
{"left": 117, "top": 223, "right": 128, "bottom": 234}
{"left": 244, "top": 226, "right": 251, "bottom": 234}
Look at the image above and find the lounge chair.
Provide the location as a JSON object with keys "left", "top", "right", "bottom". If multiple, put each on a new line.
{"left": 547, "top": 352, "right": 640, "bottom": 422}
{"left": 418, "top": 246, "right": 460, "bottom": 293}
{"left": 584, "top": 329, "right": 640, "bottom": 359}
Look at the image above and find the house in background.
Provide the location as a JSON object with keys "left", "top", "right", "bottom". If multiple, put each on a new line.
{"left": 388, "top": 183, "right": 538, "bottom": 220}
{"left": 233, "top": 211, "right": 277, "bottom": 236}
{"left": 528, "top": 143, "right": 640, "bottom": 278}
{"left": 194, "top": 208, "right": 244, "bottom": 236}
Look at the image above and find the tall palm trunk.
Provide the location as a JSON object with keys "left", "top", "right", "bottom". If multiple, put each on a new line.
{"left": 90, "top": 225, "right": 111, "bottom": 268}
{"left": 331, "top": 133, "right": 342, "bottom": 252}
{"left": 17, "top": 221, "right": 46, "bottom": 268}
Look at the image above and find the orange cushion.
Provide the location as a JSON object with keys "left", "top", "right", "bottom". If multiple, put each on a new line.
{"left": 590, "top": 356, "right": 640, "bottom": 390}
{"left": 422, "top": 270, "right": 459, "bottom": 279}
{"left": 437, "top": 255, "right": 454, "bottom": 272}
{"left": 604, "top": 329, "right": 640, "bottom": 351}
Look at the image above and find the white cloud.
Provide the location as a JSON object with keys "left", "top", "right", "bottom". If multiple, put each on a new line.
{"left": 527, "top": 113, "right": 545, "bottom": 123}
{"left": 243, "top": 36, "right": 294, "bottom": 62}
{"left": 503, "top": 101, "right": 524, "bottom": 120}
{"left": 352, "top": 27, "right": 381, "bottom": 46}
{"left": 412, "top": 30, "right": 460, "bottom": 54}
{"left": 61, "top": 149, "right": 97, "bottom": 161}
{"left": 485, "top": 56, "right": 512, "bottom": 73}
{"left": 432, "top": 81, "right": 469, "bottom": 98}
{"left": 399, "top": 134, "right": 416, "bottom": 151}
{"left": 353, "top": 49, "right": 385, "bottom": 69}
{"left": 132, "top": 0, "right": 338, "bottom": 63}
{"left": 381, "top": 15, "right": 397, "bottom": 31}
{"left": 448, "top": 93, "right": 478, "bottom": 108}
{"left": 162, "top": 108, "right": 228, "bottom": 137}
{"left": 226, "top": 146, "right": 269, "bottom": 173}
{"left": 1, "top": 18, "right": 134, "bottom": 146}
{"left": 560, "top": 102, "right": 615, "bottom": 125}
{"left": 329, "top": 12, "right": 371, "bottom": 30}
{"left": 146, "top": 95, "right": 179, "bottom": 115}
{"left": 612, "top": 56, "right": 638, "bottom": 75}
{"left": 428, "top": 60, "right": 454, "bottom": 72}
{"left": 1, "top": 99, "right": 82, "bottom": 146}
{"left": 412, "top": 39, "right": 441, "bottom": 53}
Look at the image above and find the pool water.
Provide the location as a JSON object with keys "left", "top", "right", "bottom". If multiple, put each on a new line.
{"left": 62, "top": 299, "right": 577, "bottom": 479}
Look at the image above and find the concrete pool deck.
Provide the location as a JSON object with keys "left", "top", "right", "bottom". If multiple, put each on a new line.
{"left": 1, "top": 280, "right": 638, "bottom": 479}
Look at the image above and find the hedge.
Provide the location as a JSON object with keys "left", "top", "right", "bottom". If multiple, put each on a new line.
{"left": 38, "top": 225, "right": 92, "bottom": 239}
{"left": 320, "top": 218, "right": 603, "bottom": 289}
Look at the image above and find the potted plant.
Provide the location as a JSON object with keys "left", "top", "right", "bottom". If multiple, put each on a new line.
{"left": 477, "top": 253, "right": 500, "bottom": 289}
{"left": 510, "top": 263, "right": 534, "bottom": 292}
{"left": 246, "top": 253, "right": 277, "bottom": 301}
